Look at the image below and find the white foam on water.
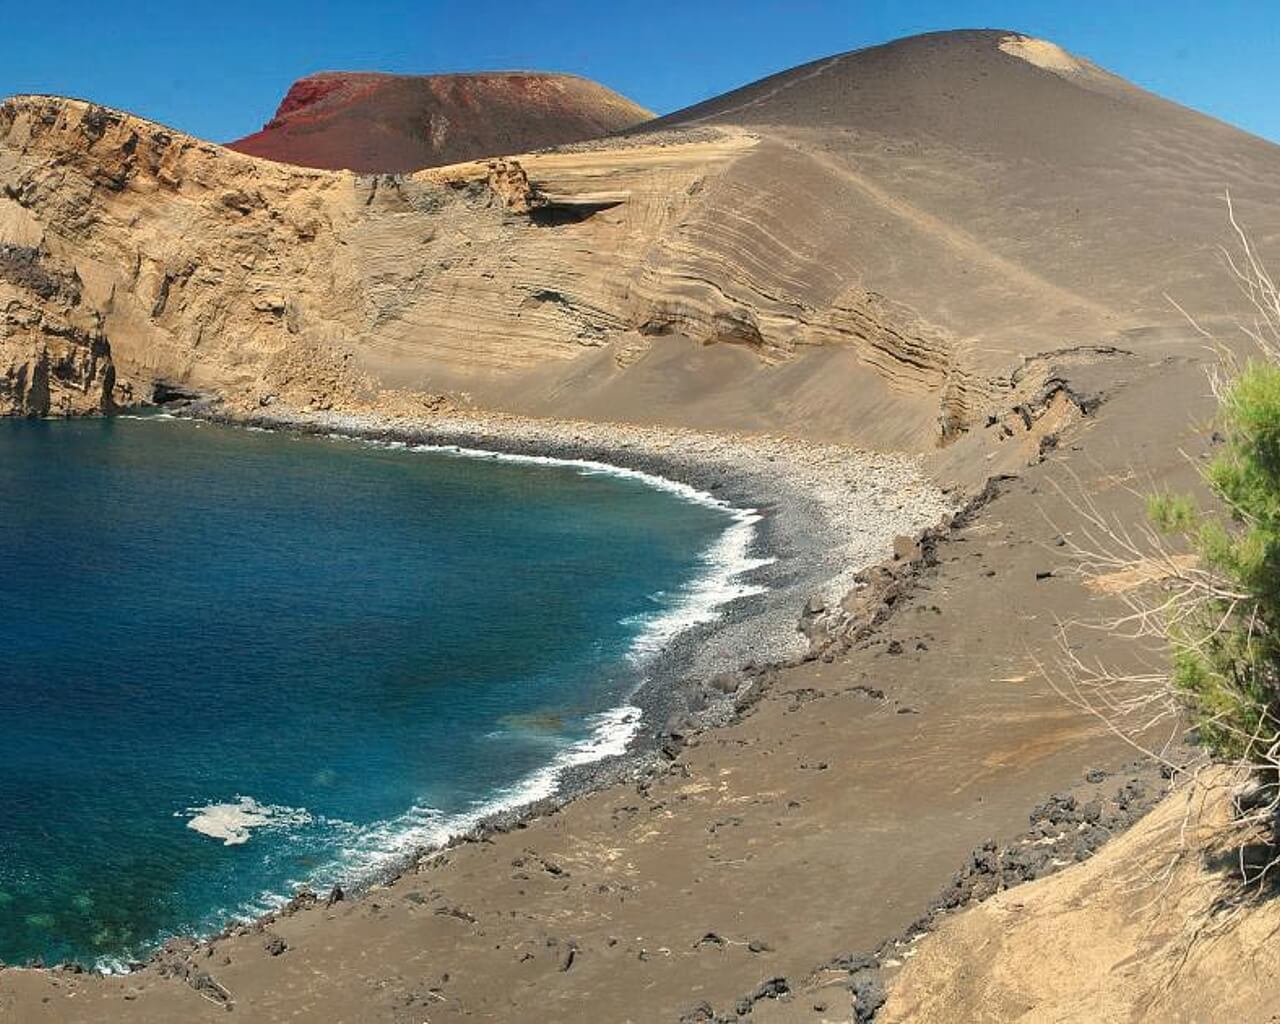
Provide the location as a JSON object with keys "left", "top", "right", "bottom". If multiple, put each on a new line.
{"left": 328, "top": 703, "right": 643, "bottom": 883}
{"left": 179, "top": 797, "right": 313, "bottom": 847}
{"left": 124, "top": 418, "right": 775, "bottom": 948}
{"left": 623, "top": 507, "right": 772, "bottom": 660}
{"left": 399, "top": 442, "right": 775, "bottom": 661}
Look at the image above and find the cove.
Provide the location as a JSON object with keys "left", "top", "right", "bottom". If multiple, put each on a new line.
{"left": 0, "top": 415, "right": 753, "bottom": 967}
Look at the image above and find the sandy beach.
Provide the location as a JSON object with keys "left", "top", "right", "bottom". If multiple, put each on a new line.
{"left": 0, "top": 343, "right": 1216, "bottom": 1022}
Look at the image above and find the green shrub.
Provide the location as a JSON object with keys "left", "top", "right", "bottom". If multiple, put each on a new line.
{"left": 1155, "top": 362, "right": 1280, "bottom": 763}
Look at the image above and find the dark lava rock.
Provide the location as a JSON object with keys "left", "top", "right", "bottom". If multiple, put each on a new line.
{"left": 1030, "top": 792, "right": 1079, "bottom": 825}
{"left": 263, "top": 935, "right": 288, "bottom": 957}
{"left": 735, "top": 977, "right": 790, "bottom": 1015}
{"left": 828, "top": 951, "right": 878, "bottom": 972}
{"left": 850, "top": 970, "right": 886, "bottom": 1023}
{"left": 679, "top": 1002, "right": 715, "bottom": 1023}
{"left": 1116, "top": 779, "right": 1148, "bottom": 812}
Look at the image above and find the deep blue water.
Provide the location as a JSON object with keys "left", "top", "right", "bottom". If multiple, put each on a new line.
{"left": 0, "top": 416, "right": 741, "bottom": 966}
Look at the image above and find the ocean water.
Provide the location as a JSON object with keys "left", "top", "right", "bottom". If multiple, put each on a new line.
{"left": 0, "top": 416, "right": 763, "bottom": 967}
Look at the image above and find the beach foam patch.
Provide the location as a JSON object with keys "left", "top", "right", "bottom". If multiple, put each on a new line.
{"left": 328, "top": 704, "right": 643, "bottom": 881}
{"left": 180, "top": 797, "right": 313, "bottom": 846}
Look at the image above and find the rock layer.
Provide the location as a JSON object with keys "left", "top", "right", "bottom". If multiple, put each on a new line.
{"left": 4, "top": 30, "right": 1280, "bottom": 452}
{"left": 0, "top": 243, "right": 115, "bottom": 416}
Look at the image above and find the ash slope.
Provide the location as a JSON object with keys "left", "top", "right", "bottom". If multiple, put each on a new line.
{"left": 226, "top": 72, "right": 653, "bottom": 173}
{"left": 4, "top": 29, "right": 1280, "bottom": 459}
{"left": 652, "top": 28, "right": 1280, "bottom": 359}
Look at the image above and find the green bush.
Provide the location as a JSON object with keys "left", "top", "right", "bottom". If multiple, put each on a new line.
{"left": 1153, "top": 362, "right": 1280, "bottom": 762}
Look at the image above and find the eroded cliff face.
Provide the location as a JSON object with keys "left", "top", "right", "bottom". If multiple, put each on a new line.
{"left": 0, "top": 243, "right": 115, "bottom": 416}
{"left": 0, "top": 91, "right": 1114, "bottom": 450}
{"left": 10, "top": 30, "right": 1280, "bottom": 449}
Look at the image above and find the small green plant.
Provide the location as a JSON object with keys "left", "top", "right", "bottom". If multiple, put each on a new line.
{"left": 1047, "top": 201, "right": 1280, "bottom": 871}
{"left": 1152, "top": 361, "right": 1280, "bottom": 765}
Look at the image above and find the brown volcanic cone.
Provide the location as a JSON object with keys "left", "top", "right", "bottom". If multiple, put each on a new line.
{"left": 226, "top": 71, "right": 653, "bottom": 173}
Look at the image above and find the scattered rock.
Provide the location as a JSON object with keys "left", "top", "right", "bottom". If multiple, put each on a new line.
{"left": 850, "top": 970, "right": 886, "bottom": 1023}
{"left": 1233, "top": 776, "right": 1276, "bottom": 815}
{"left": 892, "top": 535, "right": 923, "bottom": 562}
{"left": 1030, "top": 792, "right": 1079, "bottom": 826}
{"left": 434, "top": 905, "right": 477, "bottom": 924}
{"left": 708, "top": 673, "right": 740, "bottom": 694}
{"left": 735, "top": 977, "right": 790, "bottom": 1016}
{"left": 189, "top": 970, "right": 233, "bottom": 1006}
{"left": 263, "top": 935, "right": 288, "bottom": 957}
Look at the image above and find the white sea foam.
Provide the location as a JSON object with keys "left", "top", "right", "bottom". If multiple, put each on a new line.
{"left": 320, "top": 704, "right": 643, "bottom": 884}
{"left": 623, "top": 508, "right": 772, "bottom": 659}
{"left": 401, "top": 442, "right": 775, "bottom": 662}
{"left": 179, "top": 797, "right": 313, "bottom": 847}
{"left": 138, "top": 418, "right": 773, "bottom": 936}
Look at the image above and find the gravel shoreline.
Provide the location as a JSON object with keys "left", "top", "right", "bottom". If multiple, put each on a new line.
{"left": 163, "top": 403, "right": 952, "bottom": 919}
{"left": 3, "top": 400, "right": 950, "bottom": 973}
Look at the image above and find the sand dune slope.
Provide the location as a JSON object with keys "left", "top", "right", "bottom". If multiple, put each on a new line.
{"left": 4, "top": 29, "right": 1280, "bottom": 454}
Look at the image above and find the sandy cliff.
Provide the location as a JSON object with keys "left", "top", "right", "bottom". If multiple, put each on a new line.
{"left": 7, "top": 31, "right": 1280, "bottom": 455}
{"left": 0, "top": 241, "right": 115, "bottom": 415}
{"left": 878, "top": 772, "right": 1280, "bottom": 1023}
{"left": 0, "top": 99, "right": 969, "bottom": 448}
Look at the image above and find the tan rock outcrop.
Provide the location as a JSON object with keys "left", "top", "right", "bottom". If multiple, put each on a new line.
{"left": 6, "top": 30, "right": 1280, "bottom": 455}
{"left": 0, "top": 96, "right": 974, "bottom": 444}
{"left": 0, "top": 243, "right": 116, "bottom": 415}
{"left": 879, "top": 773, "right": 1280, "bottom": 1023}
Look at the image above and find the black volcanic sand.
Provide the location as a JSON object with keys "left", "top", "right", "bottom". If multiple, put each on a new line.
{"left": 0, "top": 342, "right": 1221, "bottom": 1022}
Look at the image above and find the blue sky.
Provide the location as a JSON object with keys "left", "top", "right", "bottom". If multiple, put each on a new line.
{"left": 3, "top": 1, "right": 1278, "bottom": 143}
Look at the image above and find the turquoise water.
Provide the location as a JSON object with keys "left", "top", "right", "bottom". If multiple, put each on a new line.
{"left": 0, "top": 416, "right": 748, "bottom": 967}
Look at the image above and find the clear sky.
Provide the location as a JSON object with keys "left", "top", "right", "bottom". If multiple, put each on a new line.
{"left": 3, "top": 1, "right": 1278, "bottom": 144}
